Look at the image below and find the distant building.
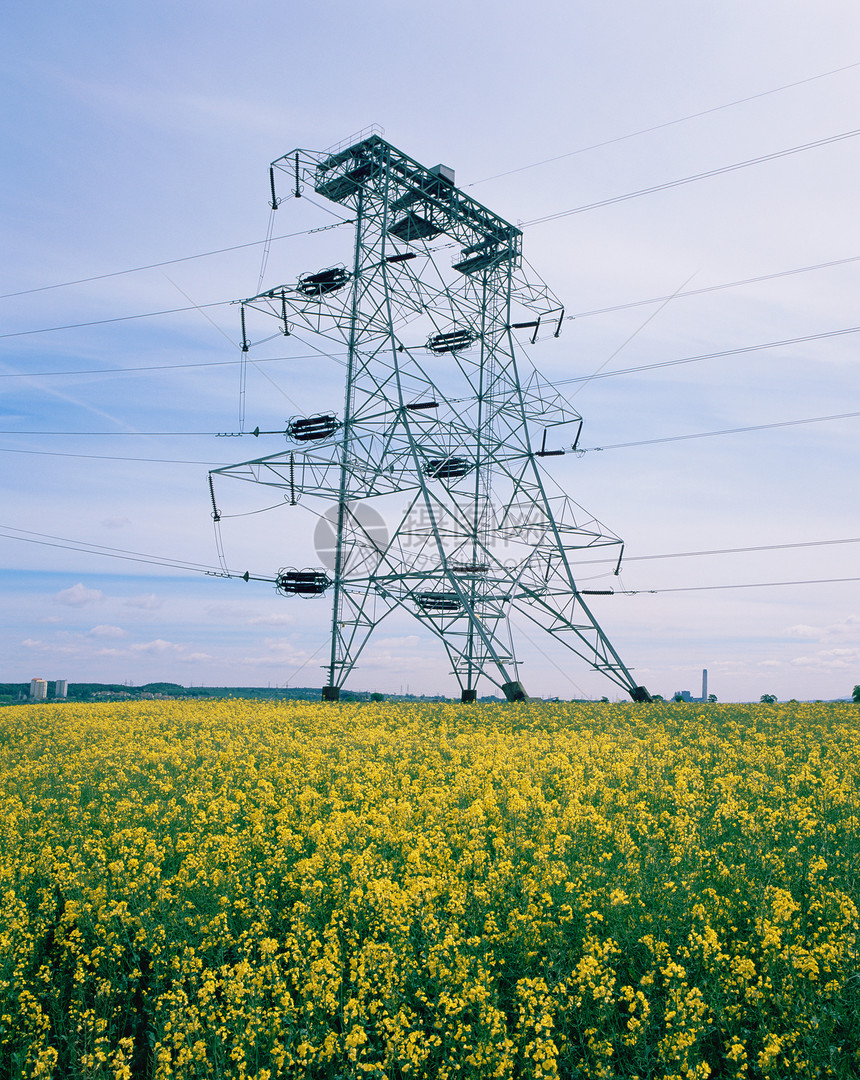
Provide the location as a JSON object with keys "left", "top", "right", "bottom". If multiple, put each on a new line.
{"left": 54, "top": 679, "right": 68, "bottom": 699}
{"left": 29, "top": 678, "right": 48, "bottom": 701}
{"left": 674, "top": 671, "right": 711, "bottom": 704}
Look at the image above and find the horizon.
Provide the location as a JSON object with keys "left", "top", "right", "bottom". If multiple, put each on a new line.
{"left": 4, "top": 676, "right": 855, "bottom": 706}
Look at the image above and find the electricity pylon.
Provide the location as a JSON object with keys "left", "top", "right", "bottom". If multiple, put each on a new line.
{"left": 212, "top": 130, "right": 651, "bottom": 703}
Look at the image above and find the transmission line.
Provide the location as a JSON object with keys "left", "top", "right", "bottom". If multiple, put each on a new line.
{"left": 521, "top": 126, "right": 860, "bottom": 228}
{"left": 0, "top": 523, "right": 282, "bottom": 586}
{"left": 6, "top": 243, "right": 860, "bottom": 359}
{"left": 622, "top": 576, "right": 860, "bottom": 595}
{"left": 572, "top": 535, "right": 860, "bottom": 566}
{"left": 568, "top": 252, "right": 860, "bottom": 320}
{"left": 0, "top": 300, "right": 233, "bottom": 340}
{"left": 0, "top": 524, "right": 240, "bottom": 575}
{"left": 581, "top": 409, "right": 860, "bottom": 452}
{"left": 470, "top": 59, "right": 860, "bottom": 186}
{"left": 2, "top": 522, "right": 856, "bottom": 597}
{"left": 3, "top": 404, "right": 858, "bottom": 459}
{"left": 0, "top": 446, "right": 227, "bottom": 465}
{"left": 546, "top": 322, "right": 860, "bottom": 387}
{"left": 0, "top": 221, "right": 353, "bottom": 302}
{"left": 2, "top": 402, "right": 857, "bottom": 465}
{"left": 4, "top": 134, "right": 859, "bottom": 330}
{"left": 5, "top": 60, "right": 857, "bottom": 308}
{"left": 0, "top": 430, "right": 233, "bottom": 436}
{"left": 0, "top": 353, "right": 305, "bottom": 379}
{"left": 5, "top": 310, "right": 860, "bottom": 389}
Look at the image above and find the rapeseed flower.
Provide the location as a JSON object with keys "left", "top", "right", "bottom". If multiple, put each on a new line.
{"left": 0, "top": 699, "right": 858, "bottom": 1077}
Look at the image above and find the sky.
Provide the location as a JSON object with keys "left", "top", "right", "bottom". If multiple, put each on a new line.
{"left": 2, "top": 1, "right": 860, "bottom": 701}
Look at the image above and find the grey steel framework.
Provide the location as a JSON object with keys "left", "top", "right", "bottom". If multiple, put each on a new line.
{"left": 212, "top": 132, "right": 651, "bottom": 703}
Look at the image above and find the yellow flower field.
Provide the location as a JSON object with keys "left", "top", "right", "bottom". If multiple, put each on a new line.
{"left": 1, "top": 699, "right": 858, "bottom": 1079}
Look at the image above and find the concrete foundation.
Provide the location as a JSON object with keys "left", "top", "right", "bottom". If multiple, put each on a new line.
{"left": 501, "top": 680, "right": 529, "bottom": 702}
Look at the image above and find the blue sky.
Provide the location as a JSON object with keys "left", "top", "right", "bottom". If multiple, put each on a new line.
{"left": 2, "top": 1, "right": 860, "bottom": 700}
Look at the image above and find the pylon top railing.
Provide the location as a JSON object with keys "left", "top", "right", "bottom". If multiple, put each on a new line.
{"left": 285, "top": 135, "right": 522, "bottom": 258}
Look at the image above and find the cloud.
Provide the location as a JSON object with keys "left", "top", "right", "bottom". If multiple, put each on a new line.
{"left": 238, "top": 637, "right": 311, "bottom": 666}
{"left": 361, "top": 636, "right": 439, "bottom": 673}
{"left": 101, "top": 516, "right": 131, "bottom": 529}
{"left": 371, "top": 635, "right": 423, "bottom": 649}
{"left": 87, "top": 624, "right": 126, "bottom": 638}
{"left": 130, "top": 639, "right": 180, "bottom": 654}
{"left": 201, "top": 606, "right": 297, "bottom": 628}
{"left": 55, "top": 583, "right": 103, "bottom": 607}
{"left": 247, "top": 613, "right": 295, "bottom": 627}
{"left": 786, "top": 615, "right": 860, "bottom": 640}
{"left": 204, "top": 604, "right": 251, "bottom": 619}
{"left": 790, "top": 647, "right": 860, "bottom": 671}
{"left": 22, "top": 638, "right": 80, "bottom": 656}
{"left": 123, "top": 594, "right": 162, "bottom": 610}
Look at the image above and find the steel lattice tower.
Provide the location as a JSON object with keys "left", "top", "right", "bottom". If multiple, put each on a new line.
{"left": 212, "top": 131, "right": 651, "bottom": 703}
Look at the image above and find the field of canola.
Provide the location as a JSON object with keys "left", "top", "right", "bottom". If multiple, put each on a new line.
{"left": 1, "top": 699, "right": 859, "bottom": 1080}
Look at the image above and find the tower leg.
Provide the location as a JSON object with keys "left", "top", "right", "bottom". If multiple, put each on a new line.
{"left": 502, "top": 680, "right": 529, "bottom": 702}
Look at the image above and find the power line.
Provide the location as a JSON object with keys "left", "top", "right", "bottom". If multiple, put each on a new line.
{"left": 547, "top": 322, "right": 860, "bottom": 387}
{"left": 6, "top": 241, "right": 860, "bottom": 357}
{"left": 0, "top": 525, "right": 216, "bottom": 569}
{"left": 521, "top": 126, "right": 860, "bottom": 228}
{"left": 0, "top": 352, "right": 307, "bottom": 380}
{"left": 572, "top": 535, "right": 860, "bottom": 566}
{"left": 582, "top": 409, "right": 860, "bottom": 451}
{"left": 631, "top": 537, "right": 860, "bottom": 562}
{"left": 0, "top": 221, "right": 353, "bottom": 302}
{"left": 0, "top": 300, "right": 233, "bottom": 340}
{"left": 3, "top": 404, "right": 857, "bottom": 454}
{"left": 0, "top": 430, "right": 235, "bottom": 436}
{"left": 622, "top": 575, "right": 860, "bottom": 595}
{"left": 1, "top": 403, "right": 857, "bottom": 467}
{"left": 0, "top": 446, "right": 228, "bottom": 465}
{"left": 2, "top": 368, "right": 856, "bottom": 473}
{"left": 567, "top": 270, "right": 697, "bottom": 398}
{"left": 5, "top": 313, "right": 860, "bottom": 389}
{"left": 0, "top": 524, "right": 247, "bottom": 578}
{"left": 470, "top": 59, "right": 860, "bottom": 186}
{"left": 2, "top": 521, "right": 856, "bottom": 596}
{"left": 568, "top": 252, "right": 860, "bottom": 320}
{"left": 4, "top": 134, "right": 858, "bottom": 337}
{"left": 4, "top": 61, "right": 855, "bottom": 309}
